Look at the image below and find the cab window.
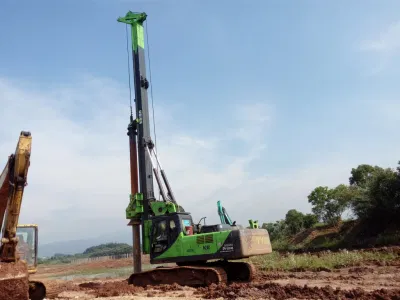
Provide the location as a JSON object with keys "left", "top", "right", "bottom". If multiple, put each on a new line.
{"left": 181, "top": 219, "right": 191, "bottom": 234}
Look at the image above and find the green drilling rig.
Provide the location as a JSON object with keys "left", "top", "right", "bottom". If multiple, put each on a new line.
{"left": 118, "top": 11, "right": 272, "bottom": 286}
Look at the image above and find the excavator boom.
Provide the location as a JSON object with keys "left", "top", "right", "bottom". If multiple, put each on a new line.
{"left": 0, "top": 132, "right": 46, "bottom": 300}
{"left": 0, "top": 131, "right": 31, "bottom": 261}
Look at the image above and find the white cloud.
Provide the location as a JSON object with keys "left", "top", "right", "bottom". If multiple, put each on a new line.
{"left": 360, "top": 21, "right": 400, "bottom": 54}
{"left": 0, "top": 74, "right": 397, "bottom": 244}
{"left": 230, "top": 102, "right": 273, "bottom": 144}
{"left": 379, "top": 100, "right": 400, "bottom": 124}
{"left": 233, "top": 102, "right": 271, "bottom": 124}
{"left": 174, "top": 136, "right": 215, "bottom": 150}
{"left": 359, "top": 20, "right": 400, "bottom": 73}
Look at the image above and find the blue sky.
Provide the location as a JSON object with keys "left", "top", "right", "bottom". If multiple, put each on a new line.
{"left": 1, "top": 0, "right": 399, "bottom": 243}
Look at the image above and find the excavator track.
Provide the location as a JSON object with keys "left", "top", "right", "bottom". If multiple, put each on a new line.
{"left": 209, "top": 261, "right": 256, "bottom": 282}
{"left": 128, "top": 261, "right": 256, "bottom": 287}
{"left": 128, "top": 265, "right": 227, "bottom": 287}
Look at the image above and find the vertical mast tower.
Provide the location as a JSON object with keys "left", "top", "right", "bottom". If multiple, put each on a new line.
{"left": 117, "top": 11, "right": 155, "bottom": 274}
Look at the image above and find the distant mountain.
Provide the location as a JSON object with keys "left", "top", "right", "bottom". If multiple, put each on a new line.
{"left": 39, "top": 231, "right": 133, "bottom": 257}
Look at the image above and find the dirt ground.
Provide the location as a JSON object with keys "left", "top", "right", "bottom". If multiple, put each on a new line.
{"left": 33, "top": 256, "right": 149, "bottom": 280}
{"left": 30, "top": 252, "right": 400, "bottom": 300}
{"left": 0, "top": 260, "right": 30, "bottom": 300}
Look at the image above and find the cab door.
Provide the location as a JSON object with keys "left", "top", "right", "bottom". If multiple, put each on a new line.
{"left": 150, "top": 215, "right": 182, "bottom": 260}
{"left": 16, "top": 224, "right": 38, "bottom": 273}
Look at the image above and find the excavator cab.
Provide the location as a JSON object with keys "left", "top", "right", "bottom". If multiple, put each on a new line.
{"left": 16, "top": 225, "right": 38, "bottom": 273}
{"left": 150, "top": 212, "right": 194, "bottom": 261}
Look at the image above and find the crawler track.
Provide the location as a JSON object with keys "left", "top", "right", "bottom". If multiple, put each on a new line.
{"left": 128, "top": 265, "right": 227, "bottom": 287}
{"left": 212, "top": 261, "right": 256, "bottom": 282}
{"left": 127, "top": 261, "right": 255, "bottom": 287}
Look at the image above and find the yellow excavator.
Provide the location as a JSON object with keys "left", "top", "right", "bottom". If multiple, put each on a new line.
{"left": 0, "top": 131, "right": 46, "bottom": 300}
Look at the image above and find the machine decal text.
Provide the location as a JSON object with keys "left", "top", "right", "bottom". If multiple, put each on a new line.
{"left": 220, "top": 243, "right": 234, "bottom": 253}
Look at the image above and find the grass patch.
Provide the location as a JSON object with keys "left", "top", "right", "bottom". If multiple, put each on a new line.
{"left": 306, "top": 236, "right": 343, "bottom": 249}
{"left": 270, "top": 239, "right": 295, "bottom": 251}
{"left": 375, "top": 231, "right": 400, "bottom": 246}
{"left": 250, "top": 250, "right": 398, "bottom": 272}
{"left": 312, "top": 222, "right": 327, "bottom": 228}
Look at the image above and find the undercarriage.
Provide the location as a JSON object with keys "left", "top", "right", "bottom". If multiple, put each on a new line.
{"left": 127, "top": 261, "right": 255, "bottom": 287}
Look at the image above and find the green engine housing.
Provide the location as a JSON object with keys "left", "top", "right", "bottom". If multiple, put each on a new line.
{"left": 145, "top": 212, "right": 272, "bottom": 264}
{"left": 126, "top": 193, "right": 272, "bottom": 264}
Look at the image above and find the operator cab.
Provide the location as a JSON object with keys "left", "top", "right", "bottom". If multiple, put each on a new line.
{"left": 16, "top": 225, "right": 38, "bottom": 271}
{"left": 150, "top": 212, "right": 194, "bottom": 259}
{"left": 149, "top": 208, "right": 244, "bottom": 260}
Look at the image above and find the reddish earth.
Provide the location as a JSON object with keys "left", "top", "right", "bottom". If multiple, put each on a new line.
{"left": 35, "top": 255, "right": 151, "bottom": 279}
{"left": 28, "top": 250, "right": 400, "bottom": 299}
{"left": 0, "top": 260, "right": 29, "bottom": 300}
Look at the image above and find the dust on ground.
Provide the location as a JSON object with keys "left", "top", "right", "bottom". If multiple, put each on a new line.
{"left": 31, "top": 249, "right": 400, "bottom": 299}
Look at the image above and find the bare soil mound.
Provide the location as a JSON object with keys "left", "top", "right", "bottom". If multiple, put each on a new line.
{"left": 196, "top": 282, "right": 400, "bottom": 300}
{"left": 0, "top": 260, "right": 29, "bottom": 300}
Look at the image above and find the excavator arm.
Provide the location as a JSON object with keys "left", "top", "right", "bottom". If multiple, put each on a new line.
{"left": 0, "top": 131, "right": 32, "bottom": 262}
{"left": 0, "top": 131, "right": 46, "bottom": 300}
{"left": 217, "top": 200, "right": 234, "bottom": 226}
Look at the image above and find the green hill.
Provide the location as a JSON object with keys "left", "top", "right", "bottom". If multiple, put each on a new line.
{"left": 39, "top": 242, "right": 133, "bottom": 264}
{"left": 83, "top": 243, "right": 132, "bottom": 257}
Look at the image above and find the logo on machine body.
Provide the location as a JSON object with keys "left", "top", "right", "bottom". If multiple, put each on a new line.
{"left": 220, "top": 243, "right": 234, "bottom": 253}
{"left": 252, "top": 236, "right": 269, "bottom": 245}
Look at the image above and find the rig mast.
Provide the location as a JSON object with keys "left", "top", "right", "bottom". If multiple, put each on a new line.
{"left": 118, "top": 11, "right": 155, "bottom": 274}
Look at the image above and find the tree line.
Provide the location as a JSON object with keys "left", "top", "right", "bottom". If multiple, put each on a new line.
{"left": 83, "top": 242, "right": 132, "bottom": 257}
{"left": 262, "top": 161, "right": 400, "bottom": 241}
{"left": 39, "top": 243, "right": 133, "bottom": 264}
